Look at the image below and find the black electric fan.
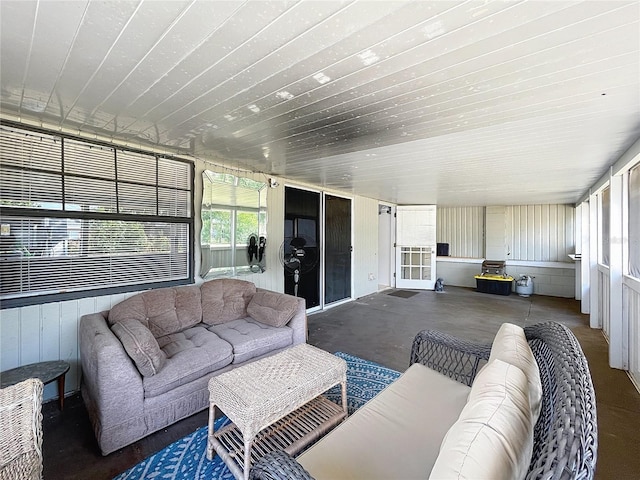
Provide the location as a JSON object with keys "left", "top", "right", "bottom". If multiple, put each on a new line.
{"left": 279, "top": 235, "right": 318, "bottom": 297}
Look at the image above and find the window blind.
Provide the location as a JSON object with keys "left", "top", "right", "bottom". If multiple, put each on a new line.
{"left": 0, "top": 124, "right": 194, "bottom": 307}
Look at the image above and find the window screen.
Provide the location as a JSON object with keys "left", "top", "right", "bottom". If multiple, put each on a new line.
{"left": 629, "top": 163, "right": 640, "bottom": 278}
{"left": 0, "top": 124, "right": 194, "bottom": 307}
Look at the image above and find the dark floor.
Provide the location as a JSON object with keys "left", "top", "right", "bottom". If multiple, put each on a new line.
{"left": 42, "top": 286, "right": 640, "bottom": 479}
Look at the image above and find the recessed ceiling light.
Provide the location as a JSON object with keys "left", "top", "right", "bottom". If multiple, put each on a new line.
{"left": 358, "top": 49, "right": 379, "bottom": 66}
{"left": 423, "top": 21, "right": 445, "bottom": 39}
{"left": 313, "top": 72, "right": 331, "bottom": 84}
{"left": 248, "top": 104, "right": 260, "bottom": 113}
{"left": 276, "top": 91, "right": 294, "bottom": 100}
{"left": 224, "top": 114, "right": 236, "bottom": 121}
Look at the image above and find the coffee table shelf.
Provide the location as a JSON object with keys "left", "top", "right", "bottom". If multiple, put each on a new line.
{"left": 211, "top": 394, "right": 345, "bottom": 476}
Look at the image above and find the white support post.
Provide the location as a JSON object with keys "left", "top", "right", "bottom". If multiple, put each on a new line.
{"left": 609, "top": 174, "right": 626, "bottom": 369}
{"left": 580, "top": 201, "right": 591, "bottom": 314}
{"left": 589, "top": 194, "right": 600, "bottom": 328}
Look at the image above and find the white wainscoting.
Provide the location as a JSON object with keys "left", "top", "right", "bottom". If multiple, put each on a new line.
{"left": 1, "top": 291, "right": 143, "bottom": 402}
{"left": 625, "top": 276, "right": 640, "bottom": 391}
{"left": 599, "top": 266, "right": 611, "bottom": 340}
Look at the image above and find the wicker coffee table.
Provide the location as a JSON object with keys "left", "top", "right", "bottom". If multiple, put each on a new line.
{"left": 206, "top": 344, "right": 347, "bottom": 480}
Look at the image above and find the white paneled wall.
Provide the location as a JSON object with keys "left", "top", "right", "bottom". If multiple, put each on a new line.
{"left": 0, "top": 291, "right": 141, "bottom": 402}
{"left": 436, "top": 207, "right": 484, "bottom": 258}
{"left": 486, "top": 206, "right": 508, "bottom": 259}
{"left": 506, "top": 205, "right": 575, "bottom": 262}
{"left": 435, "top": 204, "right": 576, "bottom": 298}
{"left": 438, "top": 204, "right": 576, "bottom": 262}
{"left": 353, "top": 196, "right": 379, "bottom": 300}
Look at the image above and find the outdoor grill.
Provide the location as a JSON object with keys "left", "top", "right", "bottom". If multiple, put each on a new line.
{"left": 479, "top": 260, "right": 507, "bottom": 277}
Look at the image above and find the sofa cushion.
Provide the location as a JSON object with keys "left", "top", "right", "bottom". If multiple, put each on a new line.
{"left": 247, "top": 290, "right": 298, "bottom": 327}
{"left": 108, "top": 285, "right": 202, "bottom": 338}
{"left": 298, "top": 362, "right": 471, "bottom": 479}
{"left": 490, "top": 322, "right": 543, "bottom": 424}
{"left": 207, "top": 318, "right": 293, "bottom": 364}
{"left": 143, "top": 326, "right": 233, "bottom": 398}
{"left": 429, "top": 359, "right": 534, "bottom": 480}
{"left": 201, "top": 279, "right": 256, "bottom": 325}
{"left": 111, "top": 319, "right": 166, "bottom": 376}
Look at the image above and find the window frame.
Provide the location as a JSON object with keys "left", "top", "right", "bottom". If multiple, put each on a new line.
{"left": 200, "top": 171, "right": 267, "bottom": 278}
{"left": 0, "top": 121, "right": 195, "bottom": 309}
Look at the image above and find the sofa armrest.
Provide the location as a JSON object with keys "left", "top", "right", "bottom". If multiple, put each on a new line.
{"left": 256, "top": 288, "right": 307, "bottom": 345}
{"left": 250, "top": 450, "right": 314, "bottom": 480}
{"left": 287, "top": 296, "right": 307, "bottom": 345}
{"left": 79, "top": 313, "right": 144, "bottom": 426}
{"left": 410, "top": 330, "right": 491, "bottom": 386}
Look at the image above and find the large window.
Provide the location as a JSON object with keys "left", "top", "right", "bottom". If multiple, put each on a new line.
{"left": 200, "top": 171, "right": 266, "bottom": 277}
{"left": 0, "top": 124, "right": 194, "bottom": 307}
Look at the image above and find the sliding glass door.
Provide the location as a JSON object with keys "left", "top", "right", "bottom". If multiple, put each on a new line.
{"left": 324, "top": 194, "right": 352, "bottom": 305}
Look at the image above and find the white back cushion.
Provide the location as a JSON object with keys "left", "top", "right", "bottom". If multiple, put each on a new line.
{"left": 429, "top": 359, "right": 534, "bottom": 480}
{"left": 489, "top": 322, "right": 542, "bottom": 424}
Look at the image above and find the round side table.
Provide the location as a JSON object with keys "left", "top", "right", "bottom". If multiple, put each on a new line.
{"left": 1, "top": 360, "right": 70, "bottom": 410}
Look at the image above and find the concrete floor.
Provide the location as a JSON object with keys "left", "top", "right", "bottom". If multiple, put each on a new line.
{"left": 42, "top": 286, "right": 640, "bottom": 479}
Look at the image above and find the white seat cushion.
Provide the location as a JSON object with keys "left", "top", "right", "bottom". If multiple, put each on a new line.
{"left": 207, "top": 318, "right": 293, "bottom": 363}
{"left": 142, "top": 326, "right": 233, "bottom": 398}
{"left": 298, "top": 362, "right": 471, "bottom": 479}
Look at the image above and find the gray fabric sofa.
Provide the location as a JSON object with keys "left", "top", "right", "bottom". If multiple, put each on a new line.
{"left": 79, "top": 278, "right": 307, "bottom": 455}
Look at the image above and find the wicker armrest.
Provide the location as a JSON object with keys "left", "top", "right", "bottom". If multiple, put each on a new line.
{"left": 0, "top": 378, "right": 44, "bottom": 480}
{"left": 410, "top": 329, "right": 492, "bottom": 386}
{"left": 524, "top": 322, "right": 598, "bottom": 480}
{"left": 249, "top": 450, "right": 315, "bottom": 480}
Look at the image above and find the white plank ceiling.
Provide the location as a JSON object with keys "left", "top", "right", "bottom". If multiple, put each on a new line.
{"left": 1, "top": 0, "right": 639, "bottom": 206}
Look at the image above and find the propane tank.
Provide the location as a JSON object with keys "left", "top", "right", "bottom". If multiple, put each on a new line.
{"left": 515, "top": 275, "right": 534, "bottom": 297}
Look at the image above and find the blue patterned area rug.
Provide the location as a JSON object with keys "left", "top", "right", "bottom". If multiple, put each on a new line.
{"left": 114, "top": 352, "right": 400, "bottom": 480}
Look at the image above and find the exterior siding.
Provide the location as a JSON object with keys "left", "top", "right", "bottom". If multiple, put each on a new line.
{"left": 506, "top": 204, "right": 575, "bottom": 262}
{"left": 436, "top": 206, "right": 484, "bottom": 258}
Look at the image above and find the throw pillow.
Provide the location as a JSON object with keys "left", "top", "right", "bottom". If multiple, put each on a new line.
{"left": 247, "top": 290, "right": 299, "bottom": 327}
{"left": 429, "top": 359, "right": 534, "bottom": 480}
{"left": 490, "top": 322, "right": 543, "bottom": 424}
{"left": 112, "top": 318, "right": 166, "bottom": 376}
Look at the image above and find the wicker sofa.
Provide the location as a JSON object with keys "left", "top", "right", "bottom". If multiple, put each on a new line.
{"left": 79, "top": 278, "right": 307, "bottom": 455}
{"left": 250, "top": 322, "right": 598, "bottom": 480}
